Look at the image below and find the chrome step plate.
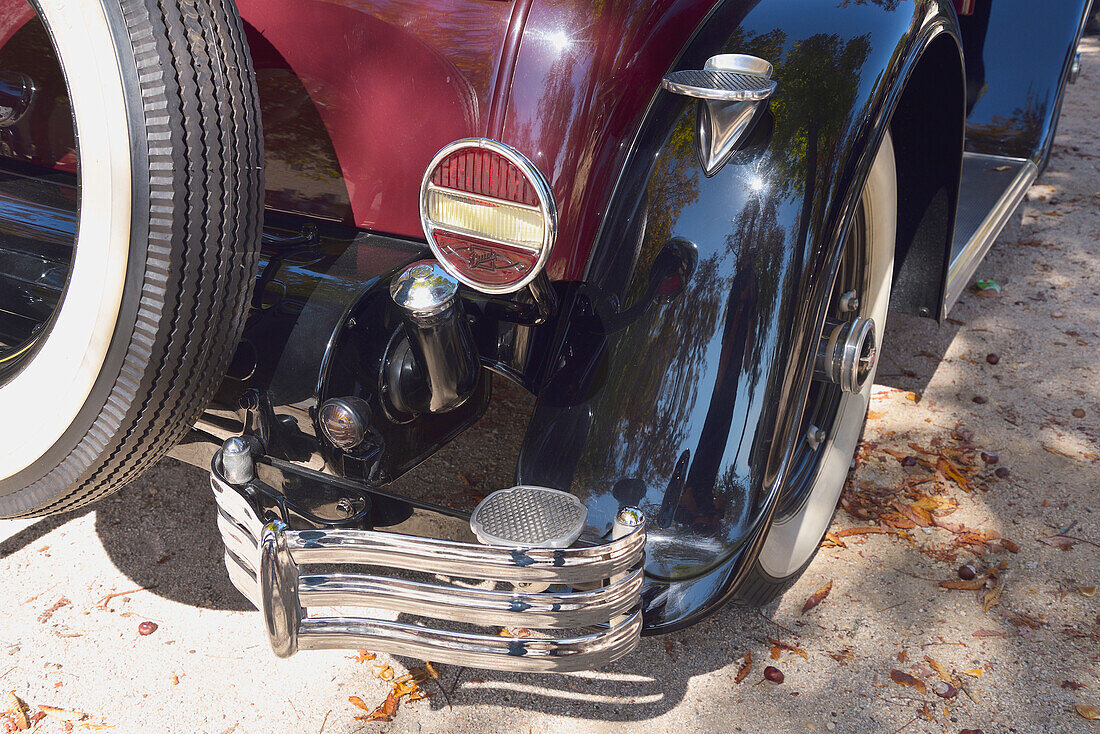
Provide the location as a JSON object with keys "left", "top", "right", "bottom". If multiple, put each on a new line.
{"left": 470, "top": 485, "right": 588, "bottom": 548}
{"left": 660, "top": 69, "right": 776, "bottom": 102}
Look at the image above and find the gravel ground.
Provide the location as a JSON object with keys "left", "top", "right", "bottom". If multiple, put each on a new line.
{"left": 2, "top": 39, "right": 1099, "bottom": 734}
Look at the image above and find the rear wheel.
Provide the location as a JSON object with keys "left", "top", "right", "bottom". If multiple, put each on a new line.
{"left": 736, "top": 131, "right": 896, "bottom": 605}
{"left": 0, "top": 0, "right": 263, "bottom": 517}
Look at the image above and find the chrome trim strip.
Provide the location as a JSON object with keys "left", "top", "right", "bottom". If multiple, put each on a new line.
{"left": 297, "top": 567, "right": 644, "bottom": 629}
{"left": 284, "top": 526, "right": 644, "bottom": 585}
{"left": 209, "top": 452, "right": 647, "bottom": 672}
{"left": 296, "top": 612, "right": 643, "bottom": 673}
{"left": 942, "top": 158, "right": 1037, "bottom": 316}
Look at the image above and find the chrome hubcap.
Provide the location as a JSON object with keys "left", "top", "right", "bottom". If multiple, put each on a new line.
{"left": 814, "top": 315, "right": 877, "bottom": 394}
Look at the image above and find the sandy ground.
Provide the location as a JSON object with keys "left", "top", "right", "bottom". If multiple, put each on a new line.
{"left": 3, "top": 39, "right": 1100, "bottom": 734}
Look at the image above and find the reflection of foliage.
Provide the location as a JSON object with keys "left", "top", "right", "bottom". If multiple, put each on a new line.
{"left": 259, "top": 69, "right": 344, "bottom": 183}
{"left": 966, "top": 89, "right": 1047, "bottom": 158}
{"left": 770, "top": 33, "right": 872, "bottom": 199}
{"left": 837, "top": 0, "right": 901, "bottom": 10}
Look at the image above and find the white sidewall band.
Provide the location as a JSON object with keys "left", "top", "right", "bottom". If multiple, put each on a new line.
{"left": 0, "top": 0, "right": 130, "bottom": 478}
{"left": 758, "top": 132, "right": 897, "bottom": 578}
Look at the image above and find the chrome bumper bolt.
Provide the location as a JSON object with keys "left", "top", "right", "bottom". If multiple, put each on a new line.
{"left": 839, "top": 289, "right": 860, "bottom": 313}
{"left": 612, "top": 506, "right": 646, "bottom": 540}
{"left": 221, "top": 436, "right": 254, "bottom": 485}
{"left": 806, "top": 424, "right": 826, "bottom": 450}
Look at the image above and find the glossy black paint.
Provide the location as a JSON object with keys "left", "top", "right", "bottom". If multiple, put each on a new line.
{"left": 961, "top": 0, "right": 1091, "bottom": 166}
{"left": 516, "top": 0, "right": 963, "bottom": 631}
{"left": 174, "top": 213, "right": 492, "bottom": 488}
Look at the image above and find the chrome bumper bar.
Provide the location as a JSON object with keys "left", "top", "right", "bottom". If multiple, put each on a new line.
{"left": 210, "top": 451, "right": 646, "bottom": 672}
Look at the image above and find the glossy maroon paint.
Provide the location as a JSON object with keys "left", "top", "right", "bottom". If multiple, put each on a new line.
{"left": 237, "top": 0, "right": 515, "bottom": 233}
{"left": 238, "top": 0, "right": 724, "bottom": 280}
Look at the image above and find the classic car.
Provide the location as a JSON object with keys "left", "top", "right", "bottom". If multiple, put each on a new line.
{"left": 0, "top": 0, "right": 1090, "bottom": 672}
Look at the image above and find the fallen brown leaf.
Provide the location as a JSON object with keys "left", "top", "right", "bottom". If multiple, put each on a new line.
{"left": 357, "top": 692, "right": 400, "bottom": 722}
{"left": 353, "top": 650, "right": 376, "bottom": 663}
{"left": 897, "top": 648, "right": 908, "bottom": 663}
{"left": 889, "top": 670, "right": 927, "bottom": 694}
{"left": 1062, "top": 681, "right": 1085, "bottom": 690}
{"left": 349, "top": 696, "right": 371, "bottom": 712}
{"left": 768, "top": 639, "right": 808, "bottom": 661}
{"left": 835, "top": 527, "right": 901, "bottom": 538}
{"left": 1038, "top": 535, "right": 1077, "bottom": 551}
{"left": 821, "top": 532, "right": 847, "bottom": 549}
{"left": 372, "top": 665, "right": 394, "bottom": 681}
{"left": 38, "top": 597, "right": 71, "bottom": 624}
{"left": 734, "top": 651, "right": 752, "bottom": 684}
{"left": 38, "top": 705, "right": 87, "bottom": 723}
{"left": 801, "top": 580, "right": 833, "bottom": 615}
{"left": 936, "top": 456, "right": 970, "bottom": 491}
{"left": 925, "top": 656, "right": 953, "bottom": 684}
{"left": 1076, "top": 703, "right": 1100, "bottom": 720}
{"left": 962, "top": 668, "right": 984, "bottom": 678}
{"left": 6, "top": 692, "right": 28, "bottom": 730}
{"left": 940, "top": 579, "right": 985, "bottom": 590}
{"left": 829, "top": 649, "right": 853, "bottom": 666}
{"left": 983, "top": 583, "right": 1003, "bottom": 611}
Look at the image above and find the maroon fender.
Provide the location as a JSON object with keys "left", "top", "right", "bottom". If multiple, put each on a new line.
{"left": 235, "top": 0, "right": 727, "bottom": 280}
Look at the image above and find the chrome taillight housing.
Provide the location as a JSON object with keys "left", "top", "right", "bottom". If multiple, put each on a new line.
{"left": 420, "top": 139, "right": 557, "bottom": 294}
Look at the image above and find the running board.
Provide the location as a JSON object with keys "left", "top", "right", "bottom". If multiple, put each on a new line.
{"left": 942, "top": 153, "right": 1038, "bottom": 316}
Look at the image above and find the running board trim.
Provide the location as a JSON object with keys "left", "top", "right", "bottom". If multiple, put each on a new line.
{"left": 942, "top": 157, "right": 1037, "bottom": 317}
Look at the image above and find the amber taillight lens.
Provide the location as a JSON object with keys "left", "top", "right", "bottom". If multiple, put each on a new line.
{"left": 420, "top": 139, "right": 556, "bottom": 294}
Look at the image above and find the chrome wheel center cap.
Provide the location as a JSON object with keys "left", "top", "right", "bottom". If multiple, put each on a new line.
{"left": 815, "top": 317, "right": 877, "bottom": 394}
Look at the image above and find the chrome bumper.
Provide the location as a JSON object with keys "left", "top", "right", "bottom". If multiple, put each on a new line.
{"left": 210, "top": 452, "right": 646, "bottom": 672}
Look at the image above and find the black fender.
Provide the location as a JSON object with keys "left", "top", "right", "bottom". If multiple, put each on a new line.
{"left": 516, "top": 0, "right": 964, "bottom": 630}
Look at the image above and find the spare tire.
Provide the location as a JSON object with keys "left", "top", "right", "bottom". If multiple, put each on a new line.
{"left": 0, "top": 0, "right": 263, "bottom": 516}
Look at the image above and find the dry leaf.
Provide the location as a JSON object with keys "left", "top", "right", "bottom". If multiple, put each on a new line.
{"left": 1075, "top": 703, "right": 1100, "bottom": 720}
{"left": 983, "top": 584, "right": 1003, "bottom": 611}
{"left": 1062, "top": 681, "right": 1085, "bottom": 690}
{"left": 936, "top": 456, "right": 970, "bottom": 491}
{"left": 1038, "top": 535, "right": 1077, "bottom": 551}
{"left": 768, "top": 639, "right": 808, "bottom": 661}
{"left": 349, "top": 696, "right": 371, "bottom": 712}
{"left": 39, "top": 706, "right": 87, "bottom": 723}
{"left": 38, "top": 597, "right": 72, "bottom": 624}
{"left": 835, "top": 527, "right": 900, "bottom": 538}
{"left": 821, "top": 532, "right": 847, "bottom": 549}
{"left": 1078, "top": 585, "right": 1097, "bottom": 597}
{"left": 940, "top": 579, "right": 985, "bottom": 590}
{"left": 425, "top": 661, "right": 439, "bottom": 679}
{"left": 898, "top": 648, "right": 908, "bottom": 663}
{"left": 924, "top": 656, "right": 953, "bottom": 684}
{"left": 353, "top": 650, "right": 376, "bottom": 663}
{"left": 372, "top": 665, "right": 394, "bottom": 681}
{"left": 889, "top": 670, "right": 927, "bottom": 694}
{"left": 829, "top": 649, "right": 854, "bottom": 666}
{"left": 867, "top": 410, "right": 885, "bottom": 420}
{"left": 498, "top": 627, "right": 532, "bottom": 638}
{"left": 357, "top": 692, "right": 400, "bottom": 722}
{"left": 168, "top": 674, "right": 179, "bottom": 686}
{"left": 962, "top": 668, "right": 984, "bottom": 678}
{"left": 735, "top": 651, "right": 752, "bottom": 684}
{"left": 801, "top": 580, "right": 833, "bottom": 615}
{"left": 6, "top": 692, "right": 28, "bottom": 730}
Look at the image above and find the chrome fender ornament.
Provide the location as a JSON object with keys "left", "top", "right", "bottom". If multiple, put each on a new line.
{"left": 661, "top": 54, "right": 776, "bottom": 176}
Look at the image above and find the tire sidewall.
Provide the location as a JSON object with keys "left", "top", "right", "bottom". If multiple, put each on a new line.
{"left": 0, "top": 0, "right": 146, "bottom": 501}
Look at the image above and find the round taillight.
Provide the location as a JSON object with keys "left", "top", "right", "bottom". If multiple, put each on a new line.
{"left": 420, "top": 139, "right": 557, "bottom": 294}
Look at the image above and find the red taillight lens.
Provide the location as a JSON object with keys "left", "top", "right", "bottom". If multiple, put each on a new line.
{"left": 420, "top": 139, "right": 556, "bottom": 294}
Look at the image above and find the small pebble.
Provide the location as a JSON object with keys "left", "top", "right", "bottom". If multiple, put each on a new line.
{"left": 994, "top": 467, "right": 1010, "bottom": 479}
{"left": 972, "top": 396, "right": 987, "bottom": 404}
{"left": 901, "top": 455, "right": 918, "bottom": 467}
{"left": 921, "top": 527, "right": 934, "bottom": 535}
{"left": 138, "top": 621, "right": 158, "bottom": 636}
{"left": 1072, "top": 408, "right": 1086, "bottom": 418}
{"left": 985, "top": 353, "right": 1000, "bottom": 365}
{"left": 826, "top": 723, "right": 836, "bottom": 731}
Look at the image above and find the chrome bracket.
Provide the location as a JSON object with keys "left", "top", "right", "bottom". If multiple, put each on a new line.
{"left": 661, "top": 54, "right": 776, "bottom": 176}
